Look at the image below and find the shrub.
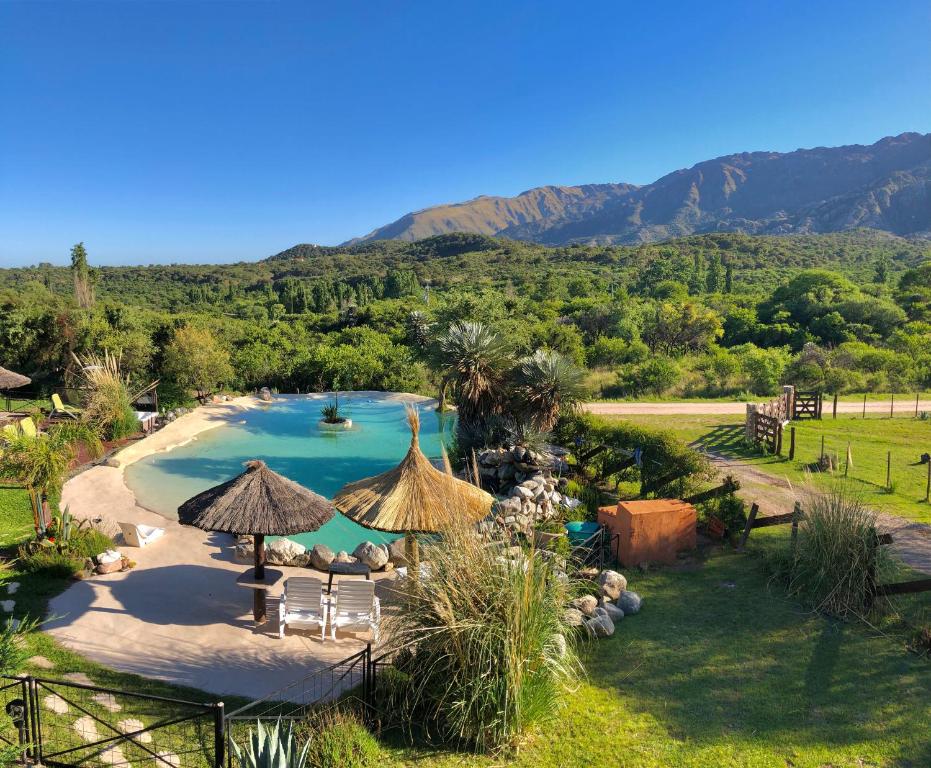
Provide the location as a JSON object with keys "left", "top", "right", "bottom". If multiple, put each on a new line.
{"left": 301, "top": 710, "right": 382, "bottom": 768}
{"left": 232, "top": 719, "right": 309, "bottom": 768}
{"left": 17, "top": 546, "right": 85, "bottom": 579}
{"left": 383, "top": 524, "right": 580, "bottom": 753}
{"left": 767, "top": 488, "right": 890, "bottom": 619}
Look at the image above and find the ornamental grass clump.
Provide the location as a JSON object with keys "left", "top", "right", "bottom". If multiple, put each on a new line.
{"left": 71, "top": 350, "right": 142, "bottom": 440}
{"left": 383, "top": 523, "right": 580, "bottom": 753}
{"left": 774, "top": 488, "right": 890, "bottom": 619}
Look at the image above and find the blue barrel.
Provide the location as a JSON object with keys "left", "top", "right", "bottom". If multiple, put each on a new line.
{"left": 565, "top": 521, "right": 599, "bottom": 546}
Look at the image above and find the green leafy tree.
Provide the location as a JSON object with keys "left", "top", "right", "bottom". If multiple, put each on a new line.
{"left": 162, "top": 326, "right": 234, "bottom": 400}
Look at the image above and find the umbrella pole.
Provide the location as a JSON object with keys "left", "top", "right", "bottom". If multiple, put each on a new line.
{"left": 405, "top": 531, "right": 420, "bottom": 581}
{"left": 253, "top": 533, "right": 267, "bottom": 624}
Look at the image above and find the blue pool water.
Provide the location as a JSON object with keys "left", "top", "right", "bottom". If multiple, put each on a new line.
{"left": 123, "top": 395, "right": 454, "bottom": 552}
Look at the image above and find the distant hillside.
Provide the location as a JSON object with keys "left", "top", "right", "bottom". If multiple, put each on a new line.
{"left": 349, "top": 133, "right": 931, "bottom": 246}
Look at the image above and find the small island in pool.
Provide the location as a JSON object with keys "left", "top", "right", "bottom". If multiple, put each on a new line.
{"left": 124, "top": 393, "right": 454, "bottom": 551}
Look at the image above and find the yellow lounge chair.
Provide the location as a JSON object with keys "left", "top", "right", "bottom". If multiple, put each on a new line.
{"left": 19, "top": 418, "right": 38, "bottom": 438}
{"left": 51, "top": 393, "right": 81, "bottom": 419}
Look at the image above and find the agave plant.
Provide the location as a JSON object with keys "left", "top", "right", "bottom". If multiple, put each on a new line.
{"left": 435, "top": 321, "right": 512, "bottom": 427}
{"left": 514, "top": 349, "right": 587, "bottom": 432}
{"left": 231, "top": 719, "right": 309, "bottom": 768}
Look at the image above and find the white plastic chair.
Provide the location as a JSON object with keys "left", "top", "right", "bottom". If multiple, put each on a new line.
{"left": 330, "top": 580, "right": 380, "bottom": 643}
{"left": 279, "top": 577, "right": 327, "bottom": 640}
{"left": 118, "top": 522, "right": 165, "bottom": 548}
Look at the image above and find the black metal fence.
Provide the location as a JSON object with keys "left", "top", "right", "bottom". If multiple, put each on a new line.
{"left": 2, "top": 390, "right": 47, "bottom": 414}
{"left": 0, "top": 675, "right": 223, "bottom": 768}
{"left": 223, "top": 646, "right": 372, "bottom": 765}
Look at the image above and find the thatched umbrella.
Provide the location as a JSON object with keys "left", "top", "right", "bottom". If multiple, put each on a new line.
{"left": 0, "top": 366, "right": 31, "bottom": 392}
{"left": 178, "top": 460, "right": 335, "bottom": 623}
{"left": 334, "top": 406, "right": 493, "bottom": 566}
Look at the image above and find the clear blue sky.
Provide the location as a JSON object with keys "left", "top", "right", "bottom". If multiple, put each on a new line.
{"left": 1, "top": 0, "right": 929, "bottom": 266}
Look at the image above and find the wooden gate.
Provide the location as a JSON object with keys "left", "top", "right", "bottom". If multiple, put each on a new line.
{"left": 754, "top": 413, "right": 782, "bottom": 453}
{"left": 793, "top": 391, "right": 822, "bottom": 420}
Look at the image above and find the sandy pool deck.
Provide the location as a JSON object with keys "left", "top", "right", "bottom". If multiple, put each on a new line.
{"left": 46, "top": 393, "right": 428, "bottom": 701}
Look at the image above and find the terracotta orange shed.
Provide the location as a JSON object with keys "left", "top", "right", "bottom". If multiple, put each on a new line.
{"left": 598, "top": 499, "right": 696, "bottom": 567}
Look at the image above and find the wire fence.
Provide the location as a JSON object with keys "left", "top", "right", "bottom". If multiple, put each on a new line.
{"left": 0, "top": 675, "right": 224, "bottom": 768}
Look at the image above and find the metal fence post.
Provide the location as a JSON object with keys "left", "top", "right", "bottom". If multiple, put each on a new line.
{"left": 214, "top": 702, "right": 225, "bottom": 768}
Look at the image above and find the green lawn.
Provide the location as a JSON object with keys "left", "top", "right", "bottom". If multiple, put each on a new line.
{"left": 0, "top": 485, "right": 36, "bottom": 547}
{"left": 383, "top": 529, "right": 931, "bottom": 768}
{"left": 3, "top": 487, "right": 929, "bottom": 767}
{"left": 612, "top": 413, "right": 931, "bottom": 525}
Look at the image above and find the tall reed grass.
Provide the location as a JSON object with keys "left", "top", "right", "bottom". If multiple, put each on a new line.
{"left": 770, "top": 487, "right": 890, "bottom": 619}
{"left": 71, "top": 351, "right": 140, "bottom": 439}
{"left": 383, "top": 523, "right": 580, "bottom": 753}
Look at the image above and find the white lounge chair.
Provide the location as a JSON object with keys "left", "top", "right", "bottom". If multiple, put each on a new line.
{"left": 118, "top": 522, "right": 165, "bottom": 548}
{"left": 279, "top": 577, "right": 327, "bottom": 640}
{"left": 330, "top": 580, "right": 380, "bottom": 643}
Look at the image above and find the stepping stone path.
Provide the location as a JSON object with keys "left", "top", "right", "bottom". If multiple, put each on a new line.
{"left": 100, "top": 745, "right": 131, "bottom": 766}
{"left": 92, "top": 692, "right": 122, "bottom": 713}
{"left": 1, "top": 600, "right": 14, "bottom": 613}
{"left": 73, "top": 715, "right": 99, "bottom": 742}
{"left": 28, "top": 655, "right": 55, "bottom": 670}
{"left": 42, "top": 694, "right": 69, "bottom": 714}
{"left": 157, "top": 751, "right": 180, "bottom": 767}
{"left": 118, "top": 718, "right": 152, "bottom": 744}
{"left": 62, "top": 672, "right": 94, "bottom": 686}
{"left": 6, "top": 582, "right": 19, "bottom": 594}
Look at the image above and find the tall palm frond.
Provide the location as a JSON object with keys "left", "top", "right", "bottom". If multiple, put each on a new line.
{"left": 436, "top": 322, "right": 512, "bottom": 427}
{"left": 515, "top": 349, "right": 587, "bottom": 432}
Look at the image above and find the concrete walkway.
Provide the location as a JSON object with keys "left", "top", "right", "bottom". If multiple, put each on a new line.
{"left": 49, "top": 465, "right": 382, "bottom": 701}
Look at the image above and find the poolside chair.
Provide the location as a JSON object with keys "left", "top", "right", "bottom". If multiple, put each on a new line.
{"left": 279, "top": 577, "right": 327, "bottom": 640}
{"left": 329, "top": 580, "right": 380, "bottom": 643}
{"left": 118, "top": 522, "right": 165, "bottom": 548}
{"left": 51, "top": 393, "right": 81, "bottom": 420}
{"left": 19, "top": 418, "right": 38, "bottom": 439}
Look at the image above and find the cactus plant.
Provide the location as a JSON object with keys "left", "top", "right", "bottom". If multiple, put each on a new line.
{"left": 231, "top": 719, "right": 309, "bottom": 768}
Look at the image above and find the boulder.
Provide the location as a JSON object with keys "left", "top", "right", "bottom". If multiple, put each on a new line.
{"left": 600, "top": 601, "right": 625, "bottom": 622}
{"left": 585, "top": 612, "right": 615, "bottom": 638}
{"left": 235, "top": 538, "right": 254, "bottom": 562}
{"left": 598, "top": 570, "right": 628, "bottom": 600}
{"left": 562, "top": 607, "right": 586, "bottom": 628}
{"left": 265, "top": 538, "right": 307, "bottom": 566}
{"left": 387, "top": 537, "right": 409, "bottom": 566}
{"left": 308, "top": 543, "right": 335, "bottom": 571}
{"left": 353, "top": 541, "right": 389, "bottom": 570}
{"left": 617, "top": 590, "right": 642, "bottom": 615}
{"left": 333, "top": 550, "right": 357, "bottom": 564}
{"left": 259, "top": 387, "right": 273, "bottom": 402}
{"left": 511, "top": 486, "right": 533, "bottom": 500}
{"left": 570, "top": 594, "right": 599, "bottom": 616}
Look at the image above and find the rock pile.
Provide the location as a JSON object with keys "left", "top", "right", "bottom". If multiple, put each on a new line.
{"left": 235, "top": 536, "right": 399, "bottom": 572}
{"left": 563, "top": 569, "right": 642, "bottom": 639}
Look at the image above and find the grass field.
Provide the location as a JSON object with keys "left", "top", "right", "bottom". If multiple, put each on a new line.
{"left": 611, "top": 413, "right": 931, "bottom": 525}
{"left": 383, "top": 529, "right": 931, "bottom": 768}
{"left": 0, "top": 485, "right": 37, "bottom": 547}
{"left": 2, "top": 487, "right": 930, "bottom": 767}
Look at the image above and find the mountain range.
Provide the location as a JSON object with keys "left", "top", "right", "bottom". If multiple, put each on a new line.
{"left": 347, "top": 132, "right": 931, "bottom": 246}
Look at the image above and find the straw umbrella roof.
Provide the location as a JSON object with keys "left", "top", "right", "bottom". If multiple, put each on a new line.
{"left": 334, "top": 407, "right": 493, "bottom": 533}
{"left": 0, "top": 366, "right": 31, "bottom": 390}
{"left": 178, "top": 460, "right": 335, "bottom": 535}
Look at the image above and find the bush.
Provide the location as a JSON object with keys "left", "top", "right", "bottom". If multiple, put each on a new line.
{"left": 17, "top": 546, "right": 85, "bottom": 579}
{"left": 302, "top": 710, "right": 382, "bottom": 768}
{"left": 767, "top": 488, "right": 890, "bottom": 619}
{"left": 383, "top": 524, "right": 580, "bottom": 753}
{"left": 612, "top": 356, "right": 680, "bottom": 397}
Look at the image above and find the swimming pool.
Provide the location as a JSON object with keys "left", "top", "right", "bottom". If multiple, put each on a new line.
{"left": 123, "top": 394, "right": 454, "bottom": 552}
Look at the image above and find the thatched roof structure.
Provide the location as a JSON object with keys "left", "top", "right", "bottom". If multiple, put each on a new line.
{"left": 178, "top": 460, "right": 335, "bottom": 535}
{"left": 0, "top": 366, "right": 31, "bottom": 390}
{"left": 334, "top": 407, "right": 493, "bottom": 533}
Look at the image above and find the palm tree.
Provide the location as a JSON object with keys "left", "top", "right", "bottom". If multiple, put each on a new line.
{"left": 436, "top": 322, "right": 512, "bottom": 426}
{"left": 514, "top": 349, "right": 587, "bottom": 432}
{"left": 0, "top": 422, "right": 102, "bottom": 534}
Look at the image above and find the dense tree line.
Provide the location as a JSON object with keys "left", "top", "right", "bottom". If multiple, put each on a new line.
{"left": 1, "top": 231, "right": 930, "bottom": 409}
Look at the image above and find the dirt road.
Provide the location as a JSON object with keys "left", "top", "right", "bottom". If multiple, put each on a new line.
{"left": 585, "top": 400, "right": 931, "bottom": 416}
{"left": 702, "top": 449, "right": 931, "bottom": 575}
